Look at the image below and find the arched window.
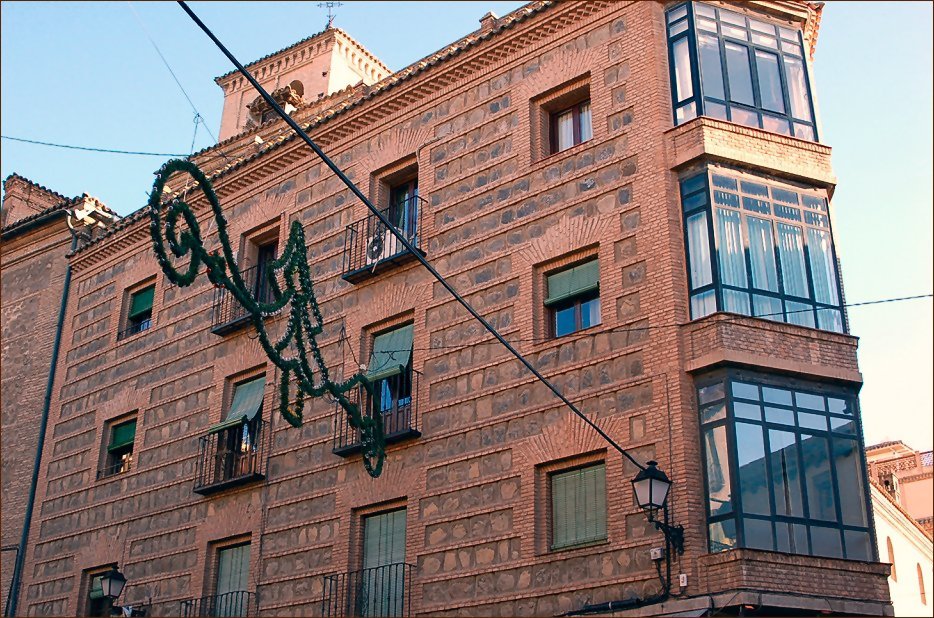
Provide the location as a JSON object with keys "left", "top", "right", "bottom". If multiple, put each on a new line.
{"left": 919, "top": 563, "right": 927, "bottom": 606}
{"left": 887, "top": 537, "right": 897, "bottom": 581}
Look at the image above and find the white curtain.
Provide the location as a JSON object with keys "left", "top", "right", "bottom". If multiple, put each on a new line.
{"left": 747, "top": 217, "right": 779, "bottom": 292}
{"left": 687, "top": 212, "right": 713, "bottom": 289}
{"left": 556, "top": 110, "right": 574, "bottom": 151}
{"left": 777, "top": 223, "right": 809, "bottom": 298}
{"left": 806, "top": 228, "right": 839, "bottom": 305}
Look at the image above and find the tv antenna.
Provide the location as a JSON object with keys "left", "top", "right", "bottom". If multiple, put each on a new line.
{"left": 317, "top": 1, "right": 342, "bottom": 28}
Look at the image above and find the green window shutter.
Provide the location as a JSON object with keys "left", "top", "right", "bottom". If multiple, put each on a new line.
{"left": 545, "top": 260, "right": 599, "bottom": 306}
{"left": 88, "top": 575, "right": 104, "bottom": 600}
{"left": 227, "top": 376, "right": 266, "bottom": 422}
{"left": 366, "top": 325, "right": 413, "bottom": 381}
{"left": 128, "top": 286, "right": 155, "bottom": 319}
{"left": 217, "top": 544, "right": 250, "bottom": 595}
{"left": 364, "top": 508, "right": 407, "bottom": 568}
{"left": 108, "top": 420, "right": 137, "bottom": 452}
{"left": 551, "top": 463, "right": 607, "bottom": 549}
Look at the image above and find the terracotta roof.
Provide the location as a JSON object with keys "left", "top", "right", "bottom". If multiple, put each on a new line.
{"left": 1, "top": 196, "right": 76, "bottom": 238}
{"left": 866, "top": 440, "right": 910, "bottom": 451}
{"left": 3, "top": 172, "right": 69, "bottom": 203}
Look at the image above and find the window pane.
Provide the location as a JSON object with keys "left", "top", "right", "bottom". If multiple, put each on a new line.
{"left": 796, "top": 392, "right": 825, "bottom": 411}
{"left": 762, "top": 386, "right": 792, "bottom": 406}
{"left": 716, "top": 208, "right": 748, "bottom": 288}
{"left": 555, "top": 305, "right": 576, "bottom": 338}
{"left": 785, "top": 300, "right": 815, "bottom": 328}
{"left": 800, "top": 433, "right": 836, "bottom": 521}
{"left": 691, "top": 290, "right": 716, "bottom": 319}
{"left": 578, "top": 102, "right": 593, "bottom": 142}
{"left": 753, "top": 294, "right": 783, "bottom": 321}
{"left": 776, "top": 522, "right": 809, "bottom": 554}
{"left": 817, "top": 308, "right": 844, "bottom": 333}
{"left": 845, "top": 530, "right": 872, "bottom": 561}
{"left": 810, "top": 525, "right": 843, "bottom": 558}
{"left": 699, "top": 35, "right": 725, "bottom": 100}
{"left": 829, "top": 417, "right": 856, "bottom": 435}
{"left": 701, "top": 402, "right": 727, "bottom": 423}
{"left": 747, "top": 217, "right": 779, "bottom": 292}
{"left": 698, "top": 381, "right": 726, "bottom": 405}
{"left": 704, "top": 425, "right": 733, "bottom": 516}
{"left": 672, "top": 37, "right": 694, "bottom": 102}
{"left": 761, "top": 114, "right": 791, "bottom": 135}
{"left": 776, "top": 223, "right": 809, "bottom": 298}
{"left": 667, "top": 5, "right": 687, "bottom": 24}
{"left": 834, "top": 438, "right": 869, "bottom": 527}
{"left": 581, "top": 297, "right": 601, "bottom": 329}
{"left": 556, "top": 110, "right": 574, "bottom": 151}
{"left": 755, "top": 50, "right": 785, "bottom": 113}
{"left": 686, "top": 212, "right": 713, "bottom": 290}
{"left": 793, "top": 122, "right": 815, "bottom": 141}
{"left": 744, "top": 518, "right": 774, "bottom": 550}
{"left": 734, "top": 402, "right": 762, "bottom": 421}
{"left": 806, "top": 228, "right": 840, "bottom": 305}
{"left": 732, "top": 381, "right": 760, "bottom": 401}
{"left": 785, "top": 56, "right": 812, "bottom": 121}
{"left": 709, "top": 519, "right": 737, "bottom": 552}
{"left": 764, "top": 406, "right": 794, "bottom": 425}
{"left": 722, "top": 289, "right": 750, "bottom": 315}
{"left": 705, "top": 100, "right": 728, "bottom": 120}
{"left": 798, "top": 412, "right": 827, "bottom": 431}
{"left": 676, "top": 101, "right": 697, "bottom": 124}
{"left": 724, "top": 43, "right": 754, "bottom": 106}
{"left": 731, "top": 107, "right": 759, "bottom": 129}
{"left": 769, "top": 430, "right": 804, "bottom": 517}
{"left": 735, "top": 422, "right": 769, "bottom": 515}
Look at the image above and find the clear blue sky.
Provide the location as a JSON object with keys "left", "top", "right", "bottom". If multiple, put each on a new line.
{"left": 2, "top": 2, "right": 931, "bottom": 450}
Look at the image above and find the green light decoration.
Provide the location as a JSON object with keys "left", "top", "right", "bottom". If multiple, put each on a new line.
{"left": 148, "top": 159, "right": 386, "bottom": 477}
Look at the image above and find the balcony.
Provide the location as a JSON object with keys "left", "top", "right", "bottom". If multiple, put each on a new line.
{"left": 179, "top": 591, "right": 256, "bottom": 617}
{"left": 333, "top": 371, "right": 421, "bottom": 456}
{"left": 211, "top": 264, "right": 276, "bottom": 335}
{"left": 342, "top": 197, "right": 426, "bottom": 283}
{"left": 322, "top": 563, "right": 414, "bottom": 617}
{"left": 193, "top": 419, "right": 267, "bottom": 495}
{"left": 96, "top": 455, "right": 132, "bottom": 480}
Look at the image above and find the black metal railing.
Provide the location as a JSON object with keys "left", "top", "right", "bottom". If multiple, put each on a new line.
{"left": 342, "top": 197, "right": 426, "bottom": 281}
{"left": 322, "top": 563, "right": 414, "bottom": 618}
{"left": 179, "top": 591, "right": 256, "bottom": 617}
{"left": 96, "top": 455, "right": 133, "bottom": 480}
{"left": 211, "top": 264, "right": 277, "bottom": 334}
{"left": 193, "top": 419, "right": 267, "bottom": 495}
{"left": 333, "top": 371, "right": 421, "bottom": 455}
{"left": 117, "top": 317, "right": 152, "bottom": 341}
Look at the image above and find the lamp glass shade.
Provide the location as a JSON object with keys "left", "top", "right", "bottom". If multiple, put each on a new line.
{"left": 100, "top": 567, "right": 126, "bottom": 600}
{"left": 631, "top": 461, "right": 672, "bottom": 518}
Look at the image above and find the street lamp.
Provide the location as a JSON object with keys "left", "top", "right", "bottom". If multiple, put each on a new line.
{"left": 630, "top": 461, "right": 684, "bottom": 555}
{"left": 99, "top": 567, "right": 127, "bottom": 601}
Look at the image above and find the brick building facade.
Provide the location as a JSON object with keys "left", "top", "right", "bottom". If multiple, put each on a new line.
{"left": 2, "top": 2, "right": 895, "bottom": 616}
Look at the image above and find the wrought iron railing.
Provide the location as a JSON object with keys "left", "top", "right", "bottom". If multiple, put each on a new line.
{"left": 342, "top": 196, "right": 426, "bottom": 281}
{"left": 211, "top": 264, "right": 277, "bottom": 334}
{"left": 117, "top": 317, "right": 152, "bottom": 341}
{"left": 333, "top": 371, "right": 421, "bottom": 455}
{"left": 322, "top": 563, "right": 414, "bottom": 617}
{"left": 193, "top": 419, "right": 267, "bottom": 495}
{"left": 96, "top": 455, "right": 133, "bottom": 480}
{"left": 179, "top": 591, "right": 256, "bottom": 617}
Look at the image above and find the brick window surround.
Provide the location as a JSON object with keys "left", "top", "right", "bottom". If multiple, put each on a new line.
{"left": 531, "top": 75, "right": 591, "bottom": 161}
{"left": 535, "top": 450, "right": 607, "bottom": 554}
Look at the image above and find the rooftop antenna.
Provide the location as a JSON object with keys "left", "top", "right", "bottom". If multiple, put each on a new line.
{"left": 317, "top": 1, "right": 342, "bottom": 28}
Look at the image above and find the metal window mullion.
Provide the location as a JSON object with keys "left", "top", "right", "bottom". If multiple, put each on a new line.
{"left": 715, "top": 18, "right": 735, "bottom": 122}
{"left": 705, "top": 175, "right": 724, "bottom": 313}
{"left": 758, "top": 421, "right": 780, "bottom": 550}
{"left": 821, "top": 199, "right": 848, "bottom": 332}
{"left": 724, "top": 377, "right": 744, "bottom": 546}
{"left": 686, "top": 2, "right": 704, "bottom": 116}
{"left": 824, "top": 432, "right": 848, "bottom": 558}
{"left": 797, "top": 30, "right": 820, "bottom": 139}
{"left": 745, "top": 41, "right": 765, "bottom": 128}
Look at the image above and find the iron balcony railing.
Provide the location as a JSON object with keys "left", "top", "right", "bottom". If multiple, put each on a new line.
{"left": 96, "top": 455, "right": 132, "bottom": 480}
{"left": 342, "top": 196, "right": 426, "bottom": 282}
{"left": 211, "top": 264, "right": 277, "bottom": 335}
{"left": 179, "top": 591, "right": 256, "bottom": 617}
{"left": 193, "top": 419, "right": 267, "bottom": 495}
{"left": 333, "top": 371, "right": 421, "bottom": 456}
{"left": 322, "top": 563, "right": 414, "bottom": 618}
{"left": 117, "top": 317, "right": 152, "bottom": 341}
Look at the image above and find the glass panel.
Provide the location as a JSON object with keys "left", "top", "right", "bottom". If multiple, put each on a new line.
{"left": 753, "top": 295, "right": 783, "bottom": 321}
{"left": 806, "top": 228, "right": 840, "bottom": 305}
{"left": 817, "top": 308, "right": 844, "bottom": 333}
{"left": 762, "top": 387, "right": 792, "bottom": 406}
{"left": 785, "top": 56, "right": 812, "bottom": 121}
{"left": 748, "top": 18, "right": 775, "bottom": 35}
{"left": 761, "top": 115, "right": 791, "bottom": 135}
{"left": 705, "top": 100, "right": 728, "bottom": 120}
{"left": 722, "top": 24, "right": 748, "bottom": 40}
{"left": 676, "top": 101, "right": 697, "bottom": 124}
{"left": 669, "top": 19, "right": 688, "bottom": 36}
{"left": 755, "top": 50, "right": 785, "bottom": 113}
{"left": 793, "top": 123, "right": 815, "bottom": 141}
{"left": 724, "top": 43, "right": 754, "bottom": 105}
{"left": 810, "top": 525, "right": 843, "bottom": 558}
{"left": 581, "top": 297, "right": 601, "bottom": 329}
{"left": 217, "top": 544, "right": 250, "bottom": 599}
{"left": 697, "top": 16, "right": 718, "bottom": 33}
{"left": 786, "top": 301, "right": 815, "bottom": 328}
{"left": 709, "top": 519, "right": 737, "bottom": 552}
{"left": 798, "top": 412, "right": 827, "bottom": 431}
{"left": 698, "top": 382, "right": 726, "bottom": 405}
{"left": 667, "top": 5, "right": 687, "bottom": 24}
{"left": 555, "top": 306, "right": 576, "bottom": 338}
{"left": 735, "top": 422, "right": 769, "bottom": 515}
{"left": 556, "top": 110, "right": 574, "bottom": 151}
{"left": 731, "top": 381, "right": 759, "bottom": 401}
{"left": 731, "top": 107, "right": 759, "bottom": 128}
{"left": 716, "top": 208, "right": 748, "bottom": 288}
{"left": 578, "top": 102, "right": 593, "bottom": 142}
{"left": 686, "top": 212, "right": 713, "bottom": 290}
{"left": 776, "top": 522, "right": 809, "bottom": 554}
{"left": 672, "top": 37, "right": 694, "bottom": 102}
{"left": 741, "top": 181, "right": 769, "bottom": 198}
{"left": 720, "top": 8, "right": 746, "bottom": 26}
{"left": 796, "top": 392, "right": 825, "bottom": 411}
{"left": 712, "top": 174, "right": 738, "bottom": 191}
{"left": 829, "top": 418, "right": 856, "bottom": 436}
{"left": 691, "top": 290, "right": 717, "bottom": 319}
{"left": 827, "top": 398, "right": 850, "bottom": 415}
{"left": 776, "top": 223, "right": 809, "bottom": 298}
{"left": 764, "top": 406, "right": 794, "bottom": 425}
{"left": 701, "top": 402, "right": 727, "bottom": 423}
{"left": 834, "top": 439, "right": 869, "bottom": 526}
{"left": 734, "top": 402, "right": 762, "bottom": 421}
{"left": 695, "top": 3, "right": 716, "bottom": 18}
{"left": 743, "top": 518, "right": 774, "bottom": 550}
{"left": 845, "top": 530, "right": 872, "bottom": 561}
{"left": 746, "top": 217, "right": 781, "bottom": 294}
{"left": 698, "top": 35, "right": 725, "bottom": 100}
{"left": 751, "top": 33, "right": 778, "bottom": 49}
{"left": 704, "top": 425, "right": 733, "bottom": 517}
{"left": 800, "top": 433, "right": 836, "bottom": 520}
{"left": 681, "top": 173, "right": 707, "bottom": 197}
{"left": 769, "top": 430, "right": 804, "bottom": 517}
{"left": 722, "top": 289, "right": 751, "bottom": 315}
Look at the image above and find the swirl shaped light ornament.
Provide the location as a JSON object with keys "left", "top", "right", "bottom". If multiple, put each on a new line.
{"left": 148, "top": 159, "right": 386, "bottom": 477}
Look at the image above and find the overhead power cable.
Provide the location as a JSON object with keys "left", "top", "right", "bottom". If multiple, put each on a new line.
{"left": 177, "top": 1, "right": 646, "bottom": 470}
{"left": 1, "top": 135, "right": 187, "bottom": 157}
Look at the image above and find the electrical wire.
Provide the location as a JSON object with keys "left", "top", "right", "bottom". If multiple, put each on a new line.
{"left": 1, "top": 134, "right": 187, "bottom": 157}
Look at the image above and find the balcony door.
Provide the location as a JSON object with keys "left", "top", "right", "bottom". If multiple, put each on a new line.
{"left": 366, "top": 325, "right": 414, "bottom": 438}
{"left": 215, "top": 543, "right": 250, "bottom": 617}
{"left": 360, "top": 509, "right": 406, "bottom": 617}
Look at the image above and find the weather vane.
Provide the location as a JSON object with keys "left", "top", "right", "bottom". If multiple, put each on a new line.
{"left": 317, "top": 1, "right": 342, "bottom": 28}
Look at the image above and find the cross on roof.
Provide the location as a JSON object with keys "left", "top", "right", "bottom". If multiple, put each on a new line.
{"left": 317, "top": 1, "right": 343, "bottom": 28}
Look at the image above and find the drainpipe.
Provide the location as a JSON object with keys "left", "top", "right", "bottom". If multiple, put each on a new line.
{"left": 6, "top": 228, "right": 78, "bottom": 617}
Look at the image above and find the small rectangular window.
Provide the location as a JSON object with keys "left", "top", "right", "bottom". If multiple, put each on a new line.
{"left": 84, "top": 567, "right": 117, "bottom": 617}
{"left": 119, "top": 284, "right": 155, "bottom": 340}
{"left": 550, "top": 463, "right": 607, "bottom": 550}
{"left": 545, "top": 259, "right": 601, "bottom": 338}
{"left": 215, "top": 543, "right": 251, "bottom": 615}
{"left": 99, "top": 417, "right": 136, "bottom": 479}
{"left": 366, "top": 324, "right": 414, "bottom": 437}
{"left": 362, "top": 508, "right": 407, "bottom": 617}
{"left": 550, "top": 100, "right": 592, "bottom": 154}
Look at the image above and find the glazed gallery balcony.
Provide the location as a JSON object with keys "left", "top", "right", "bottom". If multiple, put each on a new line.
{"left": 342, "top": 197, "right": 426, "bottom": 283}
